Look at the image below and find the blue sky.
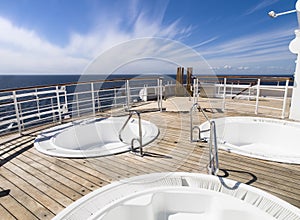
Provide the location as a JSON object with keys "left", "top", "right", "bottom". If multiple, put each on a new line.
{"left": 0, "top": 0, "right": 298, "bottom": 74}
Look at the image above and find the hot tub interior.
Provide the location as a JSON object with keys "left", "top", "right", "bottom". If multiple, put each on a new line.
{"left": 34, "top": 116, "right": 159, "bottom": 158}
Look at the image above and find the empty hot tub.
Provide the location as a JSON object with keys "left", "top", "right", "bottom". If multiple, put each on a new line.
{"left": 200, "top": 117, "right": 300, "bottom": 164}
{"left": 34, "top": 116, "right": 159, "bottom": 158}
{"left": 53, "top": 172, "right": 300, "bottom": 220}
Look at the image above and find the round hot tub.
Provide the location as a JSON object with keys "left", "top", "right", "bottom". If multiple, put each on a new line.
{"left": 200, "top": 117, "right": 300, "bottom": 164}
{"left": 34, "top": 117, "right": 159, "bottom": 158}
{"left": 53, "top": 172, "right": 300, "bottom": 220}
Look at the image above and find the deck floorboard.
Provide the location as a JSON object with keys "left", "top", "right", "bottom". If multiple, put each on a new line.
{"left": 1, "top": 102, "right": 300, "bottom": 219}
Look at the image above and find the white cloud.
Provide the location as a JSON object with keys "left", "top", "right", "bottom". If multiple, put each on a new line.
{"left": 245, "top": 0, "right": 280, "bottom": 15}
{"left": 192, "top": 36, "right": 219, "bottom": 49}
{"left": 0, "top": 17, "right": 89, "bottom": 73}
{"left": 237, "top": 66, "right": 249, "bottom": 70}
{"left": 223, "top": 65, "right": 232, "bottom": 69}
{"left": 84, "top": 38, "right": 214, "bottom": 75}
{"left": 0, "top": 0, "right": 296, "bottom": 76}
{"left": 198, "top": 27, "right": 296, "bottom": 73}
{"left": 0, "top": 2, "right": 192, "bottom": 74}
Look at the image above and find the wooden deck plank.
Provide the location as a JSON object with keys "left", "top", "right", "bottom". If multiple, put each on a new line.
{"left": 14, "top": 150, "right": 95, "bottom": 196}
{"left": 1, "top": 166, "right": 65, "bottom": 214}
{"left": 0, "top": 175, "right": 53, "bottom": 219}
{"left": 1, "top": 107, "right": 300, "bottom": 219}
{"left": 0, "top": 205, "right": 16, "bottom": 220}
{"left": 25, "top": 149, "right": 108, "bottom": 189}
{"left": 9, "top": 157, "right": 83, "bottom": 201}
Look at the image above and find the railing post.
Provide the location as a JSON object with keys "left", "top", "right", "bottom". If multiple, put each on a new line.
{"left": 18, "top": 103, "right": 24, "bottom": 129}
{"left": 222, "top": 78, "right": 227, "bottom": 111}
{"left": 51, "top": 98, "right": 55, "bottom": 122}
{"left": 157, "top": 78, "right": 160, "bottom": 110}
{"left": 161, "top": 78, "right": 163, "bottom": 111}
{"left": 91, "top": 83, "right": 96, "bottom": 116}
{"left": 126, "top": 80, "right": 131, "bottom": 109}
{"left": 190, "top": 103, "right": 195, "bottom": 142}
{"left": 56, "top": 86, "right": 62, "bottom": 123}
{"left": 193, "top": 78, "right": 199, "bottom": 104}
{"left": 157, "top": 78, "right": 163, "bottom": 112}
{"left": 193, "top": 78, "right": 196, "bottom": 103}
{"left": 12, "top": 91, "right": 22, "bottom": 134}
{"left": 63, "top": 86, "right": 68, "bottom": 114}
{"left": 248, "top": 84, "right": 251, "bottom": 101}
{"left": 281, "top": 79, "right": 289, "bottom": 119}
{"left": 35, "top": 88, "right": 41, "bottom": 119}
{"left": 76, "top": 94, "right": 80, "bottom": 117}
{"left": 255, "top": 79, "right": 261, "bottom": 115}
{"left": 114, "top": 88, "right": 117, "bottom": 107}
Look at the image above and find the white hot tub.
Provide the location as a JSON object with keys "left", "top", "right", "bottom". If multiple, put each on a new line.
{"left": 34, "top": 117, "right": 159, "bottom": 158}
{"left": 200, "top": 117, "right": 300, "bottom": 164}
{"left": 53, "top": 172, "right": 300, "bottom": 220}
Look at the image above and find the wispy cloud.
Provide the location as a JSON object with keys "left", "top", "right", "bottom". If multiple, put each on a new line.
{"left": 0, "top": 1, "right": 192, "bottom": 74}
{"left": 0, "top": 0, "right": 295, "bottom": 75}
{"left": 191, "top": 36, "right": 219, "bottom": 49}
{"left": 245, "top": 0, "right": 280, "bottom": 15}
{"left": 0, "top": 17, "right": 88, "bottom": 73}
{"left": 199, "top": 27, "right": 296, "bottom": 73}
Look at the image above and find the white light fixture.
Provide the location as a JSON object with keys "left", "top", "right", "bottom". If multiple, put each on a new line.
{"left": 268, "top": 9, "right": 297, "bottom": 18}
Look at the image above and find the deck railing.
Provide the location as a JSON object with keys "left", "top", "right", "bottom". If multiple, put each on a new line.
{"left": 0, "top": 77, "right": 164, "bottom": 135}
{"left": 193, "top": 75, "right": 293, "bottom": 119}
{"left": 0, "top": 74, "right": 294, "bottom": 136}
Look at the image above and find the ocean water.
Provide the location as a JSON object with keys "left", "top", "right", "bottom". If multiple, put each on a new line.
{"left": 0, "top": 74, "right": 131, "bottom": 90}
{"left": 0, "top": 74, "right": 294, "bottom": 91}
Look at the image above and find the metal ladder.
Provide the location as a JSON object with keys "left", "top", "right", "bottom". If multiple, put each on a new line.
{"left": 118, "top": 110, "right": 143, "bottom": 156}
{"left": 190, "top": 103, "right": 219, "bottom": 175}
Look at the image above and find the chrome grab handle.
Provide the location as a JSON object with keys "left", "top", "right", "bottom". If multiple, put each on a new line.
{"left": 118, "top": 110, "right": 143, "bottom": 156}
{"left": 190, "top": 103, "right": 219, "bottom": 175}
{"left": 190, "top": 103, "right": 210, "bottom": 142}
{"left": 208, "top": 121, "right": 219, "bottom": 175}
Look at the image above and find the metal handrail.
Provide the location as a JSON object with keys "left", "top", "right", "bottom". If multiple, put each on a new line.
{"left": 208, "top": 121, "right": 219, "bottom": 175}
{"left": 190, "top": 103, "right": 210, "bottom": 142}
{"left": 118, "top": 110, "right": 143, "bottom": 156}
{"left": 190, "top": 103, "right": 219, "bottom": 175}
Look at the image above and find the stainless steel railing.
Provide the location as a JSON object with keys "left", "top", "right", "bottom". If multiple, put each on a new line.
{"left": 118, "top": 110, "right": 143, "bottom": 156}
{"left": 193, "top": 76, "right": 293, "bottom": 118}
{"left": 190, "top": 103, "right": 210, "bottom": 142}
{"left": 190, "top": 103, "right": 219, "bottom": 175}
{"left": 0, "top": 77, "right": 164, "bottom": 136}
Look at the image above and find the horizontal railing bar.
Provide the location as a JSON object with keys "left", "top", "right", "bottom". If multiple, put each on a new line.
{"left": 0, "top": 94, "right": 13, "bottom": 101}
{"left": 257, "top": 105, "right": 282, "bottom": 111}
{"left": 0, "top": 119, "right": 18, "bottom": 127}
{"left": 196, "top": 75, "right": 293, "bottom": 81}
{"left": 19, "top": 109, "right": 61, "bottom": 121}
{"left": 260, "top": 97, "right": 286, "bottom": 101}
{"left": 21, "top": 116, "right": 60, "bottom": 127}
{"left": 225, "top": 102, "right": 256, "bottom": 107}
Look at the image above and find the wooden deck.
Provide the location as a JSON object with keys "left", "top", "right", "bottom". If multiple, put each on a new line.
{"left": 0, "top": 97, "right": 299, "bottom": 219}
